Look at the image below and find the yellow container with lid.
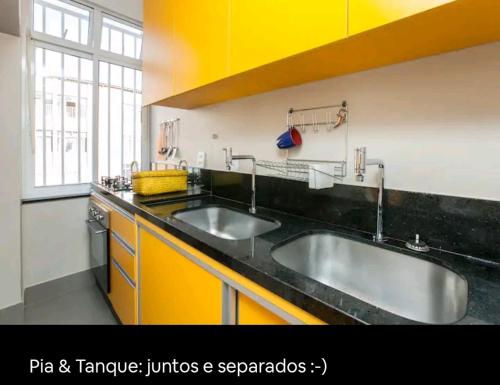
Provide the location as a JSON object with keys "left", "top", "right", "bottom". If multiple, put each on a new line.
{"left": 132, "top": 170, "right": 188, "bottom": 196}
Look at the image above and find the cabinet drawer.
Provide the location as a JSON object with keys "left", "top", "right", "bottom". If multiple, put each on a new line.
{"left": 110, "top": 210, "right": 135, "bottom": 248}
{"left": 109, "top": 259, "right": 137, "bottom": 325}
{"left": 110, "top": 232, "right": 136, "bottom": 281}
{"left": 238, "top": 294, "right": 288, "bottom": 325}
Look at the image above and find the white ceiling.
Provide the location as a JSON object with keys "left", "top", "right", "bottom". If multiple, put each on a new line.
{"left": 0, "top": 0, "right": 20, "bottom": 36}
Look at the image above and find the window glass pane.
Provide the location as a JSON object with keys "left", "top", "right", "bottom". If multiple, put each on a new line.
{"left": 34, "top": 0, "right": 90, "bottom": 45}
{"left": 80, "top": 83, "right": 93, "bottom": 182}
{"left": 43, "top": 0, "right": 88, "bottom": 16}
{"left": 34, "top": 47, "right": 94, "bottom": 187}
{"left": 45, "top": 76, "right": 62, "bottom": 185}
{"left": 63, "top": 13, "right": 79, "bottom": 43}
{"left": 124, "top": 67, "right": 135, "bottom": 90}
{"left": 64, "top": 54, "right": 78, "bottom": 80}
{"left": 109, "top": 88, "right": 122, "bottom": 176}
{"left": 110, "top": 29, "right": 123, "bottom": 55}
{"left": 110, "top": 64, "right": 122, "bottom": 87}
{"left": 45, "top": 49, "right": 62, "bottom": 77}
{"left": 80, "top": 19, "right": 89, "bottom": 45}
{"left": 135, "top": 38, "right": 142, "bottom": 60}
{"left": 135, "top": 70, "right": 142, "bottom": 92}
{"left": 99, "top": 61, "right": 109, "bottom": 85}
{"left": 103, "top": 16, "right": 142, "bottom": 35}
{"left": 81, "top": 58, "right": 93, "bottom": 82}
{"left": 123, "top": 91, "right": 134, "bottom": 171}
{"left": 101, "top": 26, "right": 109, "bottom": 51}
{"left": 98, "top": 86, "right": 109, "bottom": 179}
{"left": 124, "top": 33, "right": 135, "bottom": 58}
{"left": 34, "top": 3, "right": 44, "bottom": 33}
{"left": 35, "top": 48, "right": 44, "bottom": 186}
{"left": 45, "top": 7, "right": 62, "bottom": 38}
{"left": 99, "top": 63, "right": 142, "bottom": 180}
{"left": 101, "top": 16, "right": 143, "bottom": 59}
{"left": 135, "top": 93, "right": 142, "bottom": 164}
{"left": 64, "top": 80, "right": 79, "bottom": 183}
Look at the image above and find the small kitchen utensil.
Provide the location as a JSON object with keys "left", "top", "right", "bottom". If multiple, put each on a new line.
{"left": 333, "top": 107, "right": 347, "bottom": 128}
{"left": 165, "top": 121, "right": 174, "bottom": 158}
{"left": 277, "top": 127, "right": 302, "bottom": 149}
{"left": 168, "top": 119, "right": 179, "bottom": 160}
{"left": 300, "top": 113, "right": 306, "bottom": 133}
{"left": 158, "top": 122, "right": 168, "bottom": 156}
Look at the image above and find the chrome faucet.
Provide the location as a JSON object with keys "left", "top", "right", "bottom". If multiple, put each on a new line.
{"left": 223, "top": 147, "right": 257, "bottom": 214}
{"left": 354, "top": 147, "right": 385, "bottom": 243}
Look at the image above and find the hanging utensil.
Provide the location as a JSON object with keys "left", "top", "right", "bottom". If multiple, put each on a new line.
{"left": 326, "top": 111, "right": 333, "bottom": 132}
{"left": 158, "top": 122, "right": 168, "bottom": 155}
{"left": 169, "top": 120, "right": 179, "bottom": 160}
{"left": 333, "top": 107, "right": 347, "bottom": 129}
{"left": 313, "top": 112, "right": 319, "bottom": 133}
{"left": 166, "top": 121, "right": 174, "bottom": 158}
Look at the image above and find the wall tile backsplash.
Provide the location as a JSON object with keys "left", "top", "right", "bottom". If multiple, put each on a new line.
{"left": 200, "top": 169, "right": 500, "bottom": 265}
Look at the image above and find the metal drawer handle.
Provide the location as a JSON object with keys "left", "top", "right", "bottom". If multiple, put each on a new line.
{"left": 112, "top": 259, "right": 136, "bottom": 289}
{"left": 111, "top": 231, "right": 135, "bottom": 255}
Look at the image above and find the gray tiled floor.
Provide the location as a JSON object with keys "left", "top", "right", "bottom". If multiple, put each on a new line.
{"left": 1, "top": 284, "right": 118, "bottom": 325}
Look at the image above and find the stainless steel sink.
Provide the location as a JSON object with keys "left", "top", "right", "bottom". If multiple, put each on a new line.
{"left": 272, "top": 232, "right": 468, "bottom": 324}
{"left": 173, "top": 206, "right": 280, "bottom": 240}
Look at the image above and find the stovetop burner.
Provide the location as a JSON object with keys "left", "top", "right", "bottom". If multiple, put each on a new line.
{"left": 100, "top": 176, "right": 132, "bottom": 192}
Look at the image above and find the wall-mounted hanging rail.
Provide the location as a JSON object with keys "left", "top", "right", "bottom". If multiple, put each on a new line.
{"left": 287, "top": 100, "right": 348, "bottom": 133}
{"left": 258, "top": 100, "right": 349, "bottom": 187}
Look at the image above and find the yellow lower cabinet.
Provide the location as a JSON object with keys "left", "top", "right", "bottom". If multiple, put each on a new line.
{"left": 238, "top": 294, "right": 288, "bottom": 325}
{"left": 136, "top": 216, "right": 325, "bottom": 325}
{"left": 109, "top": 259, "right": 137, "bottom": 325}
{"left": 139, "top": 227, "right": 223, "bottom": 325}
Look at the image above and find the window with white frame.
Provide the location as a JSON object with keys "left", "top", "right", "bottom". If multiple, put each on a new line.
{"left": 101, "top": 16, "right": 143, "bottom": 60}
{"left": 29, "top": 0, "right": 143, "bottom": 194}
{"left": 34, "top": 47, "right": 93, "bottom": 185}
{"left": 33, "top": 0, "right": 90, "bottom": 45}
{"left": 98, "top": 62, "right": 142, "bottom": 179}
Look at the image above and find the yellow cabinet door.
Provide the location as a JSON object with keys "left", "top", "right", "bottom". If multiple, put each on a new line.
{"left": 172, "top": 0, "right": 230, "bottom": 94}
{"left": 109, "top": 259, "right": 137, "bottom": 325}
{"left": 238, "top": 294, "right": 288, "bottom": 325}
{"left": 348, "top": 0, "right": 453, "bottom": 36}
{"left": 229, "top": 0, "right": 348, "bottom": 75}
{"left": 139, "top": 228, "right": 223, "bottom": 325}
{"left": 142, "top": 0, "right": 175, "bottom": 105}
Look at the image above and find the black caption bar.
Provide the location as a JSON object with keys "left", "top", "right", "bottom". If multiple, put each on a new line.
{"left": 0, "top": 326, "right": 497, "bottom": 382}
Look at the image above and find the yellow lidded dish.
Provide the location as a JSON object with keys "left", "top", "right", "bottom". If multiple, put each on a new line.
{"left": 132, "top": 170, "right": 188, "bottom": 196}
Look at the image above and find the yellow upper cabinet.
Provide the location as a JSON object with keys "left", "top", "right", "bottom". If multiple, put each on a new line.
{"left": 143, "top": 0, "right": 500, "bottom": 108}
{"left": 348, "top": 0, "right": 454, "bottom": 35}
{"left": 142, "top": 0, "right": 175, "bottom": 106}
{"left": 229, "top": 0, "right": 348, "bottom": 75}
{"left": 172, "top": 0, "right": 230, "bottom": 94}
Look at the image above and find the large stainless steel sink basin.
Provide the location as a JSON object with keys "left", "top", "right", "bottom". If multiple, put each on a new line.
{"left": 272, "top": 232, "right": 468, "bottom": 324}
{"left": 173, "top": 206, "right": 280, "bottom": 240}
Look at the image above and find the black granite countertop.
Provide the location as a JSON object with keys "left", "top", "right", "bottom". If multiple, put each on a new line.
{"left": 92, "top": 183, "right": 500, "bottom": 325}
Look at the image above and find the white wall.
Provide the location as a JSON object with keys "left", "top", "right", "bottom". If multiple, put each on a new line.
{"left": 151, "top": 42, "right": 500, "bottom": 202}
{"left": 90, "top": 0, "right": 143, "bottom": 22}
{"left": 0, "top": 32, "right": 22, "bottom": 309}
{"left": 22, "top": 198, "right": 90, "bottom": 288}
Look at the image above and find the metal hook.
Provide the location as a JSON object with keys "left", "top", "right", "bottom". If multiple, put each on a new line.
{"left": 313, "top": 112, "right": 319, "bottom": 133}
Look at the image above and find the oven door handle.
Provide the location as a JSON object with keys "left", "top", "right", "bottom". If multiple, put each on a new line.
{"left": 86, "top": 219, "right": 107, "bottom": 234}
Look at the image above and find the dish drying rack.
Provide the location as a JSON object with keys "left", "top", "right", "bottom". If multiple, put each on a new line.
{"left": 257, "top": 100, "right": 349, "bottom": 184}
{"left": 257, "top": 159, "right": 346, "bottom": 183}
